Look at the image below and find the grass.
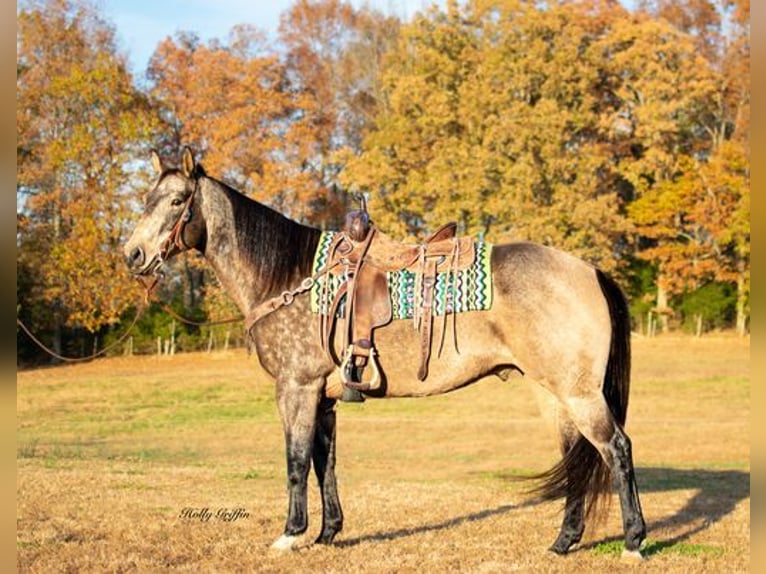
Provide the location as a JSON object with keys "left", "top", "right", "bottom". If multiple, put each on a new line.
{"left": 592, "top": 539, "right": 725, "bottom": 558}
{"left": 17, "top": 335, "right": 749, "bottom": 572}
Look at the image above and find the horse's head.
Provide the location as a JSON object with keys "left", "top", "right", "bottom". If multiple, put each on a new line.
{"left": 124, "top": 147, "right": 206, "bottom": 276}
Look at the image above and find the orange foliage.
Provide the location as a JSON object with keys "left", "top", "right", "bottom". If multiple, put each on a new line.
{"left": 17, "top": 0, "right": 157, "bottom": 332}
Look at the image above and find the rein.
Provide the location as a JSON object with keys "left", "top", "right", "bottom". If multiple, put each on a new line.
{"left": 140, "top": 263, "right": 338, "bottom": 335}
{"left": 139, "top": 275, "right": 243, "bottom": 327}
{"left": 16, "top": 304, "right": 146, "bottom": 363}
{"left": 18, "top": 175, "right": 324, "bottom": 362}
{"left": 243, "top": 261, "right": 341, "bottom": 336}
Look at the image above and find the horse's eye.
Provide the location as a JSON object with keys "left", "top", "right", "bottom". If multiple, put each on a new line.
{"left": 171, "top": 198, "right": 184, "bottom": 207}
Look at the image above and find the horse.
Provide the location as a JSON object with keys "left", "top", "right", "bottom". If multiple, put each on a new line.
{"left": 124, "top": 147, "right": 646, "bottom": 559}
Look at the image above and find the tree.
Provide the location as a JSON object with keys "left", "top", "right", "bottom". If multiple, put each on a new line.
{"left": 629, "top": 0, "right": 749, "bottom": 332}
{"left": 17, "top": 0, "right": 156, "bottom": 356}
{"left": 147, "top": 25, "right": 328, "bottom": 222}
{"left": 340, "top": 1, "right": 634, "bottom": 271}
{"left": 636, "top": 0, "right": 722, "bottom": 62}
{"left": 278, "top": 0, "right": 400, "bottom": 224}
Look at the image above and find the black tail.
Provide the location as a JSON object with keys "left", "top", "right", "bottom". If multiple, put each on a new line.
{"left": 529, "top": 270, "right": 631, "bottom": 518}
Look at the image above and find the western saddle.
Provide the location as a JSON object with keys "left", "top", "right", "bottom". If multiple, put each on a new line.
{"left": 319, "top": 206, "right": 476, "bottom": 392}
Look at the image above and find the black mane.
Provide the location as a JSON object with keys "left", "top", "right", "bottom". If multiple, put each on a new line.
{"left": 220, "top": 180, "right": 322, "bottom": 296}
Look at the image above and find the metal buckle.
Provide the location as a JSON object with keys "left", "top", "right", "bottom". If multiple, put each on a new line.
{"left": 299, "top": 277, "right": 314, "bottom": 291}
{"left": 280, "top": 291, "right": 294, "bottom": 305}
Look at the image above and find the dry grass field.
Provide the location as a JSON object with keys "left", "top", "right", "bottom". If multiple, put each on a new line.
{"left": 17, "top": 335, "right": 749, "bottom": 573}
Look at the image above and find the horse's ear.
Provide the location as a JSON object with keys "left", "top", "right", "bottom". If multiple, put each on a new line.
{"left": 181, "top": 146, "right": 196, "bottom": 178}
{"left": 150, "top": 149, "right": 163, "bottom": 175}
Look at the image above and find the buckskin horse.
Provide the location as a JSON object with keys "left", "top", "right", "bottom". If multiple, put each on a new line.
{"left": 124, "top": 148, "right": 646, "bottom": 559}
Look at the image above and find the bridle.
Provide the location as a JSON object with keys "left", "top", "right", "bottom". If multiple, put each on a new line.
{"left": 158, "top": 176, "right": 199, "bottom": 262}
{"left": 139, "top": 175, "right": 200, "bottom": 299}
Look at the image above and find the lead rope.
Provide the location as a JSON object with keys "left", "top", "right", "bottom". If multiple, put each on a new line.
{"left": 16, "top": 304, "right": 146, "bottom": 363}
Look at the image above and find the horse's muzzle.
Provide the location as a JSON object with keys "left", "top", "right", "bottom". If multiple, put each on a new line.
{"left": 125, "top": 247, "right": 161, "bottom": 276}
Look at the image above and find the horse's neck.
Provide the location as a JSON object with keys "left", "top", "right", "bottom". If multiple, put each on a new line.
{"left": 198, "top": 179, "right": 319, "bottom": 315}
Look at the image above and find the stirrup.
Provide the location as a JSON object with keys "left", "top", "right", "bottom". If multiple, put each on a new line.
{"left": 340, "top": 345, "right": 381, "bottom": 391}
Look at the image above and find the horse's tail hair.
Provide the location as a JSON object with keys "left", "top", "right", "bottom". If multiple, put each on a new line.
{"left": 528, "top": 269, "right": 631, "bottom": 520}
{"left": 596, "top": 269, "right": 631, "bottom": 427}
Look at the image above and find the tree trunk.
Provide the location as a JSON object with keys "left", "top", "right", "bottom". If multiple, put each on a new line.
{"left": 735, "top": 264, "right": 748, "bottom": 336}
{"left": 52, "top": 315, "right": 63, "bottom": 362}
{"left": 656, "top": 282, "right": 670, "bottom": 333}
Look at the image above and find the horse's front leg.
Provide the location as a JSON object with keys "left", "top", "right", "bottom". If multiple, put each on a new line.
{"left": 313, "top": 396, "right": 343, "bottom": 544}
{"left": 271, "top": 377, "right": 322, "bottom": 550}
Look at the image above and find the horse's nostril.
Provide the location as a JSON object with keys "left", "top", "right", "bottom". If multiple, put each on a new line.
{"left": 127, "top": 246, "right": 145, "bottom": 268}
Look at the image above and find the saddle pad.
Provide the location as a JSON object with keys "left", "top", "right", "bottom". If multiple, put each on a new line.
{"left": 310, "top": 231, "right": 493, "bottom": 319}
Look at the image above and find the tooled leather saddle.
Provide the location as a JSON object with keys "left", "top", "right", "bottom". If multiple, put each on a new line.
{"left": 319, "top": 207, "right": 476, "bottom": 391}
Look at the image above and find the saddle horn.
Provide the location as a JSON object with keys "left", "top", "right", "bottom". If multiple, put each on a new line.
{"left": 344, "top": 192, "right": 372, "bottom": 243}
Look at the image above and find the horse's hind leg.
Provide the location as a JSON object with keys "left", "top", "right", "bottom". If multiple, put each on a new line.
{"left": 532, "top": 386, "right": 587, "bottom": 554}
{"left": 312, "top": 396, "right": 343, "bottom": 544}
{"left": 565, "top": 396, "right": 646, "bottom": 555}
{"left": 549, "top": 418, "right": 586, "bottom": 554}
{"left": 606, "top": 424, "right": 646, "bottom": 555}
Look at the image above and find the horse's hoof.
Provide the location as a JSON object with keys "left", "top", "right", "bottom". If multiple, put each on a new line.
{"left": 548, "top": 545, "right": 570, "bottom": 555}
{"left": 271, "top": 534, "right": 301, "bottom": 551}
{"left": 621, "top": 549, "right": 645, "bottom": 563}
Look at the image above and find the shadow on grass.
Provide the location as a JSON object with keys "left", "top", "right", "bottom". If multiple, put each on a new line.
{"left": 337, "top": 467, "right": 749, "bottom": 553}
{"left": 575, "top": 467, "right": 750, "bottom": 556}
{"left": 336, "top": 498, "right": 545, "bottom": 548}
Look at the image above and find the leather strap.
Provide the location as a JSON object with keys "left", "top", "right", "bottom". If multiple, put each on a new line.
{"left": 245, "top": 267, "right": 337, "bottom": 336}
{"left": 158, "top": 182, "right": 197, "bottom": 261}
{"left": 341, "top": 228, "right": 376, "bottom": 359}
{"left": 417, "top": 258, "right": 438, "bottom": 381}
{"left": 321, "top": 280, "right": 347, "bottom": 354}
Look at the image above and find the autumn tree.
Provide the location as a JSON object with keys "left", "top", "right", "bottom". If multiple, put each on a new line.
{"left": 148, "top": 25, "right": 326, "bottom": 222}
{"left": 636, "top": 0, "right": 722, "bottom": 62}
{"left": 17, "top": 0, "right": 156, "bottom": 357}
{"left": 341, "top": 1, "right": 638, "bottom": 271}
{"left": 143, "top": 7, "right": 400, "bottom": 326}
{"left": 278, "top": 0, "right": 400, "bottom": 222}
{"left": 629, "top": 0, "right": 749, "bottom": 332}
{"left": 340, "top": 0, "right": 747, "bottom": 336}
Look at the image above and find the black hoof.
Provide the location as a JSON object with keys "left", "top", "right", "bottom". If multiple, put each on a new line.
{"left": 315, "top": 530, "right": 340, "bottom": 545}
{"left": 548, "top": 537, "right": 577, "bottom": 555}
{"left": 548, "top": 544, "right": 569, "bottom": 555}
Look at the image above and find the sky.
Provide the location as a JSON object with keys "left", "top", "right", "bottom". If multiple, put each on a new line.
{"left": 100, "top": 0, "right": 443, "bottom": 77}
